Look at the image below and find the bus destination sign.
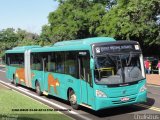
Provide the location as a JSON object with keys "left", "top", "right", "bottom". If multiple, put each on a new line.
{"left": 94, "top": 44, "right": 140, "bottom": 54}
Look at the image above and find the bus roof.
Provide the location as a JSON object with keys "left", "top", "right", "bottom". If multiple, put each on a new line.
{"left": 5, "top": 46, "right": 41, "bottom": 53}
{"left": 5, "top": 37, "right": 116, "bottom": 53}
{"left": 53, "top": 37, "right": 115, "bottom": 46}
{"left": 31, "top": 37, "right": 116, "bottom": 52}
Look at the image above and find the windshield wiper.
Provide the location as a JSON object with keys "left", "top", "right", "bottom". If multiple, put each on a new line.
{"left": 107, "top": 54, "right": 126, "bottom": 83}
{"left": 127, "top": 52, "right": 133, "bottom": 66}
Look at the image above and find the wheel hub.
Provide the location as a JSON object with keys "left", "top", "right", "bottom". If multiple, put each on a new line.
{"left": 70, "top": 94, "right": 77, "bottom": 104}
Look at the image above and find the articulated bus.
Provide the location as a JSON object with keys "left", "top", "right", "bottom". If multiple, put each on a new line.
{"left": 5, "top": 37, "right": 147, "bottom": 111}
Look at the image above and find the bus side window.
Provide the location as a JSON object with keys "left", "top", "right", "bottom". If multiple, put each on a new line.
{"left": 31, "top": 53, "right": 43, "bottom": 71}
{"left": 48, "top": 53, "right": 55, "bottom": 72}
{"left": 65, "top": 52, "right": 77, "bottom": 78}
{"left": 55, "top": 52, "right": 65, "bottom": 73}
{"left": 8, "top": 53, "right": 24, "bottom": 68}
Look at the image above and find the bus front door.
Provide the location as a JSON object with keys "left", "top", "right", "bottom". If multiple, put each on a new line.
{"left": 79, "top": 55, "right": 93, "bottom": 106}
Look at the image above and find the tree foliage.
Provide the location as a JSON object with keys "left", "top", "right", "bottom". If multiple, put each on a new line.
{"left": 97, "top": 0, "right": 160, "bottom": 47}
{"left": 45, "top": 0, "right": 160, "bottom": 51}
{"left": 46, "top": 0, "right": 106, "bottom": 43}
{"left": 0, "top": 28, "right": 18, "bottom": 56}
{"left": 0, "top": 28, "right": 39, "bottom": 57}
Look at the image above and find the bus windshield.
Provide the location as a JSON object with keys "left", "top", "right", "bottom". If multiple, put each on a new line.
{"left": 94, "top": 53, "right": 145, "bottom": 85}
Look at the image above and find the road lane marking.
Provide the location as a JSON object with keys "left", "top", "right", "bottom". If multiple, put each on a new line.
{"left": 135, "top": 104, "right": 160, "bottom": 112}
{"left": 0, "top": 80, "right": 91, "bottom": 120}
{"left": 0, "top": 69, "right": 6, "bottom": 72}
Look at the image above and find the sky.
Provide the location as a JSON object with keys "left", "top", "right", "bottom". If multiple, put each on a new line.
{"left": 0, "top": 0, "right": 59, "bottom": 34}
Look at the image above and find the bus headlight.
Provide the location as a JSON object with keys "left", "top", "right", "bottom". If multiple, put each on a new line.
{"left": 96, "top": 90, "right": 107, "bottom": 98}
{"left": 140, "top": 85, "right": 147, "bottom": 92}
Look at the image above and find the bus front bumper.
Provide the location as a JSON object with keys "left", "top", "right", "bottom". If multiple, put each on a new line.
{"left": 95, "top": 91, "right": 147, "bottom": 111}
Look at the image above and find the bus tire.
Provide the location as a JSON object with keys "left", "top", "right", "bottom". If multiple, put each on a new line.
{"left": 69, "top": 90, "right": 79, "bottom": 110}
{"left": 35, "top": 81, "right": 42, "bottom": 96}
{"left": 13, "top": 76, "right": 18, "bottom": 87}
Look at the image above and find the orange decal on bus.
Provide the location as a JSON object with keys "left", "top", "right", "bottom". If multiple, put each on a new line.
{"left": 15, "top": 68, "right": 25, "bottom": 84}
{"left": 48, "top": 73, "right": 60, "bottom": 95}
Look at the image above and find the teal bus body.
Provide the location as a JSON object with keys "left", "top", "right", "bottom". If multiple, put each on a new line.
{"left": 5, "top": 37, "right": 147, "bottom": 111}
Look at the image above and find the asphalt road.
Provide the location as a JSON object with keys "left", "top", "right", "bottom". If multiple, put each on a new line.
{"left": 0, "top": 66, "right": 160, "bottom": 120}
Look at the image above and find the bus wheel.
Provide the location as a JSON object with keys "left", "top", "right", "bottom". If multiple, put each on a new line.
{"left": 35, "top": 81, "right": 42, "bottom": 96}
{"left": 13, "top": 77, "right": 18, "bottom": 86}
{"left": 69, "top": 90, "right": 79, "bottom": 110}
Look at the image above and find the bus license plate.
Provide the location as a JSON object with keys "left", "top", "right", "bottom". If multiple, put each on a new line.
{"left": 121, "top": 97, "right": 130, "bottom": 102}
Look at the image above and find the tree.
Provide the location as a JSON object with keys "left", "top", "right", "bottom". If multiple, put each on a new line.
{"left": 39, "top": 25, "right": 54, "bottom": 45}
{"left": 43, "top": 0, "right": 107, "bottom": 43}
{"left": 0, "top": 28, "right": 40, "bottom": 57}
{"left": 16, "top": 28, "right": 39, "bottom": 46}
{"left": 0, "top": 28, "right": 18, "bottom": 57}
{"left": 96, "top": 0, "right": 160, "bottom": 48}
{"left": 49, "top": 0, "right": 159, "bottom": 55}
{"left": 0, "top": 28, "right": 18, "bottom": 50}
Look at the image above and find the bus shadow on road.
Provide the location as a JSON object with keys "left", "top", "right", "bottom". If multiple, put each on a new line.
{"left": 79, "top": 97, "right": 155, "bottom": 118}
{"left": 143, "top": 97, "right": 155, "bottom": 106}
{"left": 46, "top": 94, "right": 71, "bottom": 105}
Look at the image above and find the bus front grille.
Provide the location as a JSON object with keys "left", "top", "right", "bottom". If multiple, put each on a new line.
{"left": 112, "top": 97, "right": 136, "bottom": 104}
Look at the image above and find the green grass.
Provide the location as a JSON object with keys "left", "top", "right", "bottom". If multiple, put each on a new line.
{"left": 0, "top": 84, "right": 72, "bottom": 120}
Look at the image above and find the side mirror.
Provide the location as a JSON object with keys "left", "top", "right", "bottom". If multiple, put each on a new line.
{"left": 90, "top": 58, "right": 95, "bottom": 70}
